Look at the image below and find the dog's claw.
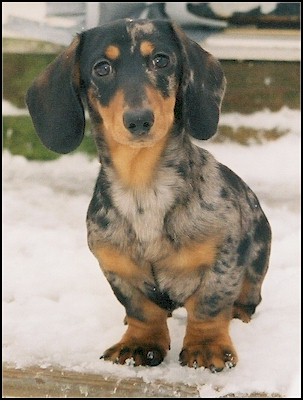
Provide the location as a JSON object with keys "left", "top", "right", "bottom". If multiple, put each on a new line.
{"left": 225, "top": 360, "right": 235, "bottom": 369}
{"left": 224, "top": 351, "right": 236, "bottom": 368}
{"left": 125, "top": 357, "right": 135, "bottom": 366}
{"left": 147, "top": 351, "right": 154, "bottom": 360}
{"left": 192, "top": 360, "right": 198, "bottom": 369}
{"left": 209, "top": 364, "right": 224, "bottom": 373}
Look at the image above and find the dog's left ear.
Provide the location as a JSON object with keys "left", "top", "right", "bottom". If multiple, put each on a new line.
{"left": 26, "top": 36, "right": 85, "bottom": 154}
{"left": 172, "top": 24, "right": 226, "bottom": 140}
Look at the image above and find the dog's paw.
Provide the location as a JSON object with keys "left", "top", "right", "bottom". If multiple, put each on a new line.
{"left": 179, "top": 343, "right": 238, "bottom": 372}
{"left": 101, "top": 342, "right": 166, "bottom": 366}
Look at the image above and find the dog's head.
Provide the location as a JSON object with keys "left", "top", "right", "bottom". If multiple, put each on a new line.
{"left": 26, "top": 19, "right": 226, "bottom": 154}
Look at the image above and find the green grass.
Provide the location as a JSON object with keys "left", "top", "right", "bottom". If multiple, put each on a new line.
{"left": 3, "top": 53, "right": 56, "bottom": 109}
{"left": 215, "top": 125, "right": 287, "bottom": 145}
{"left": 3, "top": 116, "right": 97, "bottom": 161}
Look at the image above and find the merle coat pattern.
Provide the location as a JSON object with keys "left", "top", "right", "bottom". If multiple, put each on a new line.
{"left": 26, "top": 19, "right": 271, "bottom": 371}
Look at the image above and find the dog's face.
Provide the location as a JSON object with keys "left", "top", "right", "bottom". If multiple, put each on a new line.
{"left": 81, "top": 20, "right": 181, "bottom": 148}
{"left": 26, "top": 19, "right": 226, "bottom": 154}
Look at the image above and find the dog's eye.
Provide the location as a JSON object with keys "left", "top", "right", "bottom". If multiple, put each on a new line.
{"left": 93, "top": 60, "right": 112, "bottom": 77}
{"left": 152, "top": 54, "right": 170, "bottom": 69}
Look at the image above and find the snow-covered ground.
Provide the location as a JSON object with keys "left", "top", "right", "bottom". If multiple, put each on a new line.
{"left": 3, "top": 102, "right": 301, "bottom": 397}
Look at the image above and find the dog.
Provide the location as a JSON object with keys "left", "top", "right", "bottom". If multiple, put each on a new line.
{"left": 26, "top": 18, "right": 271, "bottom": 371}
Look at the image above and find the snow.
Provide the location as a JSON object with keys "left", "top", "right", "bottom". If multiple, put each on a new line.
{"left": 2, "top": 99, "right": 28, "bottom": 116}
{"left": 3, "top": 104, "right": 301, "bottom": 397}
{"left": 209, "top": 2, "right": 278, "bottom": 18}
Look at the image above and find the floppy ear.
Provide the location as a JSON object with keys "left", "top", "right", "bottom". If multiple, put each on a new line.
{"left": 26, "top": 36, "right": 85, "bottom": 154}
{"left": 172, "top": 25, "right": 226, "bottom": 140}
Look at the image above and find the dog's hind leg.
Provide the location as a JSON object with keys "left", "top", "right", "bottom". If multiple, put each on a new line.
{"left": 233, "top": 215, "right": 272, "bottom": 323}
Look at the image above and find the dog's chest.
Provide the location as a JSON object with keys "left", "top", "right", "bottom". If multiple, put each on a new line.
{"left": 111, "top": 180, "right": 176, "bottom": 243}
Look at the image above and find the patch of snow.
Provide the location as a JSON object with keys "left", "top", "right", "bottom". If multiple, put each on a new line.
{"left": 2, "top": 103, "right": 301, "bottom": 398}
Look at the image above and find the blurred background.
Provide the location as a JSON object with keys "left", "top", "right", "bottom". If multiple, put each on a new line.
{"left": 2, "top": 2, "right": 301, "bottom": 160}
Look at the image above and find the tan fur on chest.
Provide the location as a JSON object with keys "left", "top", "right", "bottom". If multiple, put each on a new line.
{"left": 107, "top": 136, "right": 168, "bottom": 187}
{"left": 92, "top": 236, "right": 219, "bottom": 282}
{"left": 158, "top": 237, "right": 220, "bottom": 272}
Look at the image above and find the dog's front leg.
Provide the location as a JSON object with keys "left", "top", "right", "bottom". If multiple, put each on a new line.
{"left": 92, "top": 244, "right": 170, "bottom": 366}
{"left": 180, "top": 276, "right": 240, "bottom": 371}
{"left": 102, "top": 307, "right": 170, "bottom": 367}
{"left": 180, "top": 307, "right": 237, "bottom": 372}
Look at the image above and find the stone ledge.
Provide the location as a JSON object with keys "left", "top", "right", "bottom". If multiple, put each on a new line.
{"left": 3, "top": 366, "right": 282, "bottom": 398}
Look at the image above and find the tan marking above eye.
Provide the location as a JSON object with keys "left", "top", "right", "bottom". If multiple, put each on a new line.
{"left": 105, "top": 45, "right": 120, "bottom": 60}
{"left": 140, "top": 41, "right": 155, "bottom": 57}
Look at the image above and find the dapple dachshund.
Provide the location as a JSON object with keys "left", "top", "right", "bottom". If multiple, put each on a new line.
{"left": 26, "top": 19, "right": 271, "bottom": 372}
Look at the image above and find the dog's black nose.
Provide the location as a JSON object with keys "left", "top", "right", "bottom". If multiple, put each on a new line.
{"left": 123, "top": 109, "right": 154, "bottom": 136}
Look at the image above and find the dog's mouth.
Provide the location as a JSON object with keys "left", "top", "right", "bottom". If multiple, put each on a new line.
{"left": 112, "top": 129, "right": 163, "bottom": 149}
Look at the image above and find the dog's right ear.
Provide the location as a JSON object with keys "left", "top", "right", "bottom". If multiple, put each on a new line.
{"left": 172, "top": 24, "right": 226, "bottom": 141}
{"left": 26, "top": 35, "right": 85, "bottom": 154}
